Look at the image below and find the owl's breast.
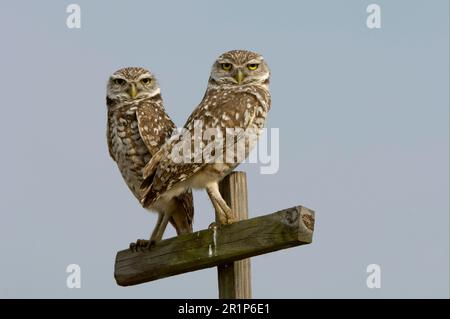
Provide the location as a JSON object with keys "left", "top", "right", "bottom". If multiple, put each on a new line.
{"left": 108, "top": 112, "right": 151, "bottom": 198}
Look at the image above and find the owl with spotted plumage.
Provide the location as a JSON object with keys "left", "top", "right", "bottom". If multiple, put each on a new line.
{"left": 140, "top": 50, "right": 271, "bottom": 227}
{"left": 106, "top": 67, "right": 194, "bottom": 250}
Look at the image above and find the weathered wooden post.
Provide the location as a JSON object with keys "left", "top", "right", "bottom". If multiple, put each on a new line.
{"left": 114, "top": 171, "right": 315, "bottom": 296}
{"left": 218, "top": 172, "right": 251, "bottom": 299}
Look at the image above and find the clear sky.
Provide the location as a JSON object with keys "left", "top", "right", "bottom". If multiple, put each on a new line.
{"left": 0, "top": 0, "right": 448, "bottom": 298}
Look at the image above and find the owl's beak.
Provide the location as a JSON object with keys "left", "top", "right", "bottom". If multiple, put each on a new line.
{"left": 234, "top": 69, "right": 246, "bottom": 84}
{"left": 129, "top": 83, "right": 138, "bottom": 98}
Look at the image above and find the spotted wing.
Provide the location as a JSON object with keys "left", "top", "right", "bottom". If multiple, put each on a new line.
{"left": 136, "top": 99, "right": 176, "bottom": 156}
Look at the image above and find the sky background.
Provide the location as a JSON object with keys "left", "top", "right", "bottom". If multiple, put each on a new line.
{"left": 0, "top": 0, "right": 448, "bottom": 298}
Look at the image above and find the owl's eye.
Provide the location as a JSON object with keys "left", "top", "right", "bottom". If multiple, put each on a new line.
{"left": 113, "top": 78, "right": 125, "bottom": 85}
{"left": 221, "top": 63, "right": 232, "bottom": 71}
{"left": 141, "top": 78, "right": 152, "bottom": 85}
{"left": 247, "top": 63, "right": 259, "bottom": 70}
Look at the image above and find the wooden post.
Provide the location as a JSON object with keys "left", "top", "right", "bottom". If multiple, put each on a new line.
{"left": 114, "top": 205, "right": 315, "bottom": 286}
{"left": 218, "top": 172, "right": 251, "bottom": 299}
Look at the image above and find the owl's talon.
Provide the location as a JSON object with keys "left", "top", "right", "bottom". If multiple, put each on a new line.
{"left": 137, "top": 239, "right": 150, "bottom": 250}
{"left": 147, "top": 239, "right": 157, "bottom": 251}
{"left": 213, "top": 214, "right": 236, "bottom": 226}
{"left": 225, "top": 216, "right": 237, "bottom": 224}
{"left": 208, "top": 222, "right": 219, "bottom": 229}
{"left": 129, "top": 239, "right": 151, "bottom": 252}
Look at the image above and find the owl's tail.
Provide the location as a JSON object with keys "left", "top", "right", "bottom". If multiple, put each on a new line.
{"left": 169, "top": 189, "right": 194, "bottom": 235}
{"left": 140, "top": 148, "right": 163, "bottom": 207}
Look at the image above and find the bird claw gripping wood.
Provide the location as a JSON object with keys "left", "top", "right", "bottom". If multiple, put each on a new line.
{"left": 129, "top": 239, "right": 156, "bottom": 252}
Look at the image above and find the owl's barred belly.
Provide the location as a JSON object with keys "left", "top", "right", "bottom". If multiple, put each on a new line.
{"left": 109, "top": 116, "right": 151, "bottom": 199}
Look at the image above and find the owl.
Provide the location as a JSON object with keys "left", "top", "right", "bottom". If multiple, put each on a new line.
{"left": 140, "top": 50, "right": 271, "bottom": 226}
{"left": 106, "top": 67, "right": 194, "bottom": 250}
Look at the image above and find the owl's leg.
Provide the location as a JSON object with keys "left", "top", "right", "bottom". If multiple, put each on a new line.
{"left": 208, "top": 190, "right": 225, "bottom": 223}
{"left": 206, "top": 182, "right": 236, "bottom": 225}
{"left": 149, "top": 211, "right": 170, "bottom": 244}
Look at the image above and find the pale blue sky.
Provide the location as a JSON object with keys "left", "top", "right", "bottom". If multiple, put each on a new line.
{"left": 0, "top": 0, "right": 448, "bottom": 298}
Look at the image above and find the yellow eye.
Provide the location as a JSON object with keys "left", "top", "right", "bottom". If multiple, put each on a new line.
{"left": 221, "top": 63, "right": 232, "bottom": 71}
{"left": 141, "top": 78, "right": 152, "bottom": 85}
{"left": 113, "top": 78, "right": 125, "bottom": 85}
{"left": 247, "top": 63, "right": 259, "bottom": 70}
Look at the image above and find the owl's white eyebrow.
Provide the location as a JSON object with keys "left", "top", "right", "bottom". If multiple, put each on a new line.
{"left": 137, "top": 74, "right": 152, "bottom": 80}
{"left": 246, "top": 58, "right": 262, "bottom": 64}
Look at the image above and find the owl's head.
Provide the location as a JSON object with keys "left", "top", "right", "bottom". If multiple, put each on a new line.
{"left": 107, "top": 67, "right": 160, "bottom": 101}
{"left": 209, "top": 50, "right": 270, "bottom": 87}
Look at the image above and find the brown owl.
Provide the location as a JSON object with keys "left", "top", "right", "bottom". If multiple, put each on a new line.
{"left": 140, "top": 50, "right": 271, "bottom": 230}
{"left": 106, "top": 67, "right": 194, "bottom": 250}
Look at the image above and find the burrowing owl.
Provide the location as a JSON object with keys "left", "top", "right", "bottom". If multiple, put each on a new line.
{"left": 106, "top": 67, "right": 193, "bottom": 249}
{"left": 141, "top": 50, "right": 271, "bottom": 226}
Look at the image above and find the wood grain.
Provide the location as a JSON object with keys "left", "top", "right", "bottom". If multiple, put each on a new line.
{"left": 217, "top": 172, "right": 251, "bottom": 299}
{"left": 114, "top": 203, "right": 315, "bottom": 286}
